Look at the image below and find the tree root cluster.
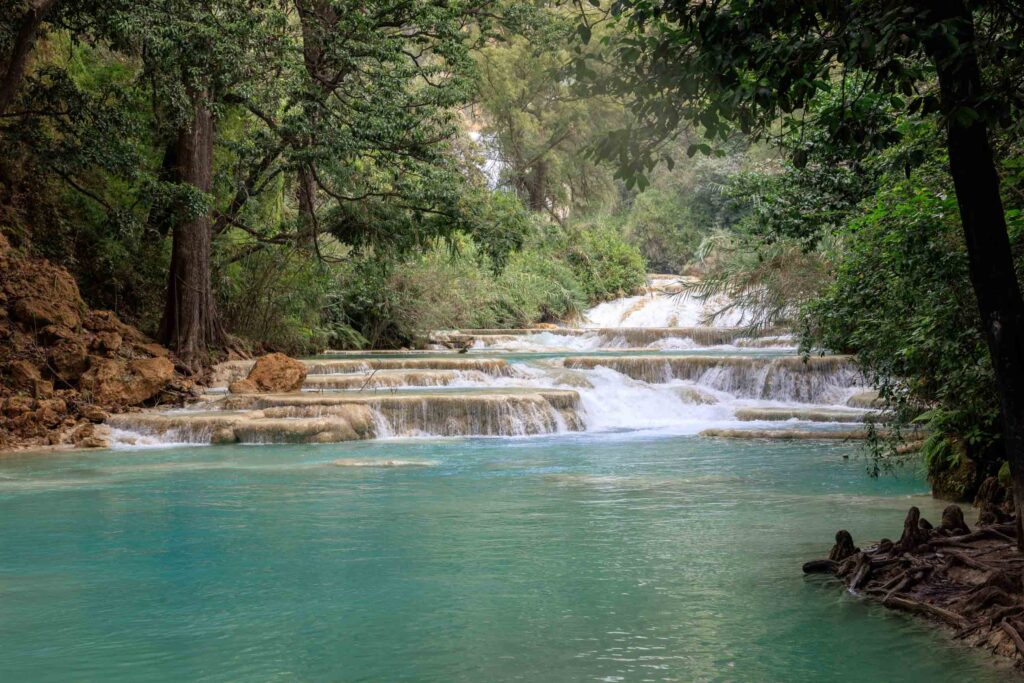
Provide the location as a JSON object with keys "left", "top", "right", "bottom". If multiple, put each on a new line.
{"left": 804, "top": 485, "right": 1024, "bottom": 665}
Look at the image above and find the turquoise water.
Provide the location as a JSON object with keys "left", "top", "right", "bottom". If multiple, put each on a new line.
{"left": 0, "top": 434, "right": 1011, "bottom": 682}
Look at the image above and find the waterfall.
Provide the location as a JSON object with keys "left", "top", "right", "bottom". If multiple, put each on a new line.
{"left": 107, "top": 390, "right": 585, "bottom": 445}
{"left": 107, "top": 274, "right": 875, "bottom": 447}
{"left": 583, "top": 276, "right": 751, "bottom": 328}
{"left": 563, "top": 355, "right": 862, "bottom": 404}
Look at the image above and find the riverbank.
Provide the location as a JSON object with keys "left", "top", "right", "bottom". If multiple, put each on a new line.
{"left": 0, "top": 235, "right": 193, "bottom": 452}
{"left": 805, "top": 483, "right": 1024, "bottom": 668}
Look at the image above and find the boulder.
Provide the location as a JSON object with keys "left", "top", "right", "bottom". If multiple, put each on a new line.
{"left": 2, "top": 395, "right": 34, "bottom": 417}
{"left": 33, "top": 405, "right": 63, "bottom": 428}
{"left": 36, "top": 398, "right": 67, "bottom": 415}
{"left": 8, "top": 359, "right": 41, "bottom": 389}
{"left": 49, "top": 339, "right": 89, "bottom": 382}
{"left": 71, "top": 423, "right": 108, "bottom": 448}
{"left": 90, "top": 331, "right": 122, "bottom": 356}
{"left": 229, "top": 353, "right": 306, "bottom": 394}
{"left": 4, "top": 257, "right": 82, "bottom": 331}
{"left": 82, "top": 310, "right": 121, "bottom": 332}
{"left": 80, "top": 404, "right": 109, "bottom": 423}
{"left": 211, "top": 427, "right": 238, "bottom": 444}
{"left": 39, "top": 324, "right": 77, "bottom": 343}
{"left": 82, "top": 310, "right": 148, "bottom": 345}
{"left": 31, "top": 378, "right": 54, "bottom": 398}
{"left": 80, "top": 356, "right": 175, "bottom": 406}
{"left": 228, "top": 379, "right": 258, "bottom": 394}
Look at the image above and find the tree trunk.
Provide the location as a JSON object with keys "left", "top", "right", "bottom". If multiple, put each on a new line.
{"left": 0, "top": 0, "right": 58, "bottom": 116}
{"left": 294, "top": 0, "right": 337, "bottom": 237}
{"left": 158, "top": 96, "right": 225, "bottom": 367}
{"left": 924, "top": 0, "right": 1024, "bottom": 549}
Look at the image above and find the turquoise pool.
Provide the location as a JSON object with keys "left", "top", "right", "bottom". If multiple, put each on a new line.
{"left": 0, "top": 434, "right": 1011, "bottom": 681}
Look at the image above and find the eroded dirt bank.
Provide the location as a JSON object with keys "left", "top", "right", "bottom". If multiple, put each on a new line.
{"left": 0, "top": 234, "right": 192, "bottom": 451}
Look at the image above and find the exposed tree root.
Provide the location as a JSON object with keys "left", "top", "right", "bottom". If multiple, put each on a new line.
{"left": 805, "top": 500, "right": 1024, "bottom": 666}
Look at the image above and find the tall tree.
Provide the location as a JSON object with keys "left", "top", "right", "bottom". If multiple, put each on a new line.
{"left": 585, "top": 0, "right": 1024, "bottom": 543}
{"left": 475, "top": 12, "right": 627, "bottom": 218}
{"left": 0, "top": 0, "right": 58, "bottom": 116}
{"left": 122, "top": 0, "right": 289, "bottom": 366}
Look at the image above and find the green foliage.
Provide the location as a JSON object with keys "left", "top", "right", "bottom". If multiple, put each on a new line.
{"left": 218, "top": 247, "right": 335, "bottom": 356}
{"left": 802, "top": 125, "right": 1021, "bottom": 477}
{"left": 475, "top": 8, "right": 626, "bottom": 214}
{"left": 619, "top": 150, "right": 745, "bottom": 273}
{"left": 327, "top": 221, "right": 643, "bottom": 348}
{"left": 563, "top": 220, "right": 646, "bottom": 300}
{"left": 584, "top": 1, "right": 1024, "bottom": 186}
{"left": 0, "top": 0, "right": 546, "bottom": 344}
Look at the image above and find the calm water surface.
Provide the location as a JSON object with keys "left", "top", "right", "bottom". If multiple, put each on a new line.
{"left": 0, "top": 434, "right": 1013, "bottom": 682}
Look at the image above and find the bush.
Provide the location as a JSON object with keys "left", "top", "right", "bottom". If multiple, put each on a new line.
{"left": 218, "top": 247, "right": 335, "bottom": 356}
{"left": 563, "top": 220, "right": 646, "bottom": 301}
{"left": 326, "top": 220, "right": 646, "bottom": 348}
{"left": 802, "top": 151, "right": 1016, "bottom": 487}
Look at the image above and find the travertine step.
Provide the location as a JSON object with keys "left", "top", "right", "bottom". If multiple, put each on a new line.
{"left": 108, "top": 389, "right": 583, "bottom": 444}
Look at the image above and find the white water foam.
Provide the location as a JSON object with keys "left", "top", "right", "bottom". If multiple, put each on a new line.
{"left": 584, "top": 288, "right": 750, "bottom": 328}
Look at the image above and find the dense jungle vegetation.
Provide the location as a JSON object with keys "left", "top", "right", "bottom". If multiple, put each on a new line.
{"left": 3, "top": 1, "right": 1024, "bottom": 508}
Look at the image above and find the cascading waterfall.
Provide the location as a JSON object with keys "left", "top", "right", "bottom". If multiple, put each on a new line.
{"left": 584, "top": 275, "right": 751, "bottom": 328}
{"left": 107, "top": 275, "right": 875, "bottom": 447}
{"left": 563, "top": 355, "right": 863, "bottom": 404}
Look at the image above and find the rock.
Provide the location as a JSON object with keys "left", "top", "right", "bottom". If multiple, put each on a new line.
{"left": 846, "top": 390, "right": 883, "bottom": 409}
{"left": 49, "top": 339, "right": 89, "bottom": 381}
{"left": 72, "top": 423, "right": 109, "bottom": 448}
{"left": 535, "top": 322, "right": 559, "bottom": 330}
{"left": 229, "top": 353, "right": 306, "bottom": 393}
{"left": 91, "top": 331, "right": 122, "bottom": 356}
{"left": 228, "top": 379, "right": 258, "bottom": 394}
{"left": 36, "top": 398, "right": 67, "bottom": 414}
{"left": 4, "top": 258, "right": 83, "bottom": 331}
{"left": 929, "top": 452, "right": 981, "bottom": 502}
{"left": 80, "top": 404, "right": 109, "bottom": 423}
{"left": 82, "top": 310, "right": 121, "bottom": 332}
{"left": 8, "top": 359, "right": 41, "bottom": 389}
{"left": 2, "top": 395, "right": 34, "bottom": 417}
{"left": 33, "top": 404, "right": 63, "bottom": 427}
{"left": 0, "top": 247, "right": 185, "bottom": 449}
{"left": 126, "top": 357, "right": 175, "bottom": 403}
{"left": 12, "top": 296, "right": 80, "bottom": 330}
{"left": 31, "top": 378, "right": 54, "bottom": 398}
{"left": 82, "top": 310, "right": 148, "bottom": 345}
{"left": 136, "top": 342, "right": 169, "bottom": 358}
{"left": 80, "top": 356, "right": 175, "bottom": 406}
{"left": 39, "top": 324, "right": 77, "bottom": 342}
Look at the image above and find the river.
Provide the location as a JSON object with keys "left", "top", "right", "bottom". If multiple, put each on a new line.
{"left": 0, "top": 277, "right": 1012, "bottom": 681}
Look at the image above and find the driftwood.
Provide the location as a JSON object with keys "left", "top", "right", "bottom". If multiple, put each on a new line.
{"left": 828, "top": 530, "right": 859, "bottom": 562}
{"left": 804, "top": 504, "right": 1024, "bottom": 665}
{"left": 802, "top": 559, "right": 837, "bottom": 574}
